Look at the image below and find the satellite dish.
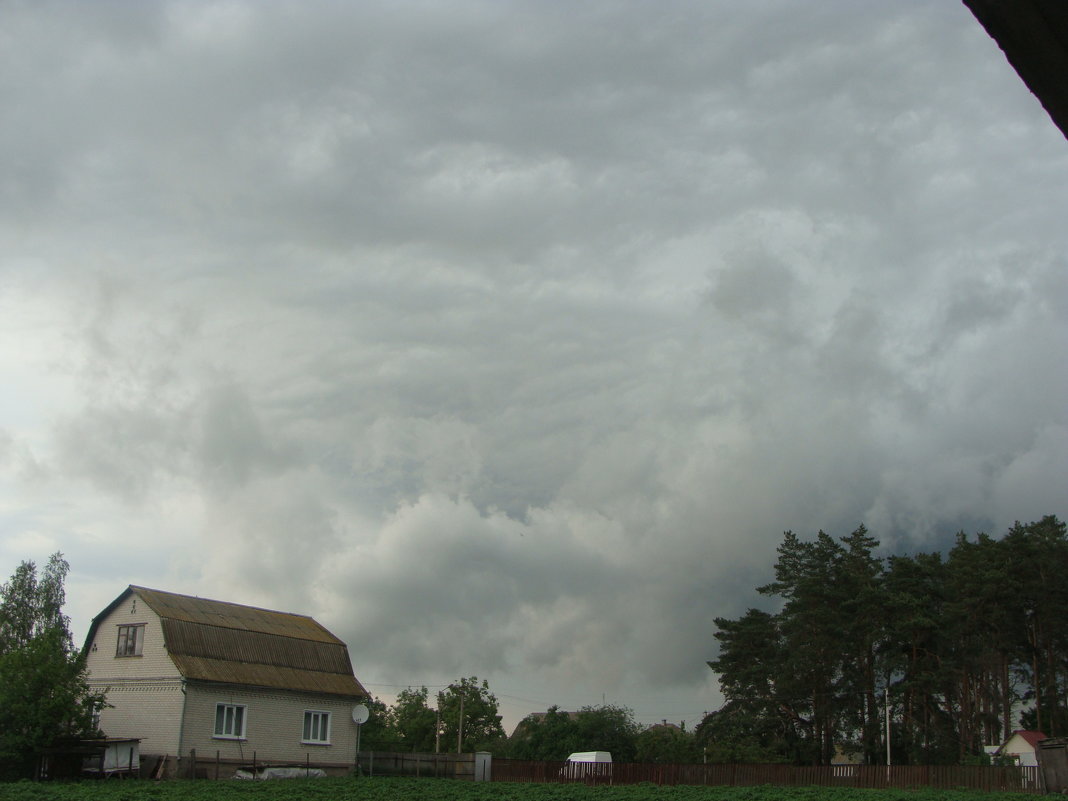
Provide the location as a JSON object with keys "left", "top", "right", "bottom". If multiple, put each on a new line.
{"left": 352, "top": 704, "right": 369, "bottom": 725}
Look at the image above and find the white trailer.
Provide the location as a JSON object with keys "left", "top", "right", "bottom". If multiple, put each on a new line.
{"left": 561, "top": 751, "right": 612, "bottom": 781}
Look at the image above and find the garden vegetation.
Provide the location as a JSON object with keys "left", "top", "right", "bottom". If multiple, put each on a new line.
{"left": 0, "top": 778, "right": 1046, "bottom": 801}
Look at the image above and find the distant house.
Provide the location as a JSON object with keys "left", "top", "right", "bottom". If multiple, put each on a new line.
{"left": 995, "top": 730, "right": 1048, "bottom": 767}
{"left": 83, "top": 586, "right": 368, "bottom": 776}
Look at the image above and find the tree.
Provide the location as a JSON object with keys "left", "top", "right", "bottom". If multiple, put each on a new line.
{"left": 1003, "top": 516, "right": 1068, "bottom": 737}
{"left": 943, "top": 531, "right": 1017, "bottom": 758}
{"left": 355, "top": 695, "right": 401, "bottom": 751}
{"left": 509, "top": 706, "right": 582, "bottom": 759}
{"left": 835, "top": 525, "right": 887, "bottom": 765}
{"left": 437, "top": 676, "right": 505, "bottom": 753}
{"left": 694, "top": 703, "right": 792, "bottom": 764}
{"left": 708, "top": 608, "right": 795, "bottom": 760}
{"left": 572, "top": 704, "right": 641, "bottom": 762}
{"left": 387, "top": 686, "right": 438, "bottom": 752}
{"left": 882, "top": 551, "right": 956, "bottom": 764}
{"left": 510, "top": 703, "right": 639, "bottom": 761}
{"left": 0, "top": 554, "right": 104, "bottom": 779}
{"left": 757, "top": 529, "right": 849, "bottom": 764}
{"left": 711, "top": 517, "right": 1068, "bottom": 767}
{"left": 635, "top": 722, "right": 698, "bottom": 763}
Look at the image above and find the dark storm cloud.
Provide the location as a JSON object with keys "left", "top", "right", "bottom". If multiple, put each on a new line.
{"left": 1, "top": 0, "right": 1065, "bottom": 727}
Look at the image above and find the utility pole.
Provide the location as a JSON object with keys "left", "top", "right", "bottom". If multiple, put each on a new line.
{"left": 457, "top": 690, "right": 465, "bottom": 754}
{"left": 885, "top": 686, "right": 891, "bottom": 767}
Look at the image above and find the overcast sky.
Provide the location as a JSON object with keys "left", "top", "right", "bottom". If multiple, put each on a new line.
{"left": 1, "top": 0, "right": 1066, "bottom": 733}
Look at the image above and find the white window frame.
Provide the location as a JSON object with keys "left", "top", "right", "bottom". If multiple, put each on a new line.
{"left": 115, "top": 624, "right": 145, "bottom": 657}
{"left": 214, "top": 703, "right": 247, "bottom": 740}
{"left": 302, "top": 710, "right": 331, "bottom": 745}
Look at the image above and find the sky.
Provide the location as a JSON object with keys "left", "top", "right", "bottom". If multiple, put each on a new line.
{"left": 1, "top": 0, "right": 1066, "bottom": 735}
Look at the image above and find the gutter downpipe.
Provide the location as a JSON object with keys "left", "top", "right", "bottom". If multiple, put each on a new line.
{"left": 177, "top": 678, "right": 189, "bottom": 777}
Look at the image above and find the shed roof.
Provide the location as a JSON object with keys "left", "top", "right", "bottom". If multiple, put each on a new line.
{"left": 87, "top": 586, "right": 367, "bottom": 699}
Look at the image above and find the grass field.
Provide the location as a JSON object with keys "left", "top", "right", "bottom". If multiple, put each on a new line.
{"left": 0, "top": 777, "right": 1043, "bottom": 801}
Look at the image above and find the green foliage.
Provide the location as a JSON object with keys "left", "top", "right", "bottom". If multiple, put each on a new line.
{"left": 634, "top": 723, "right": 698, "bottom": 764}
{"left": 694, "top": 703, "right": 792, "bottom": 764}
{"left": 355, "top": 696, "right": 400, "bottom": 751}
{"left": 387, "top": 687, "right": 438, "bottom": 752}
{"left": 380, "top": 677, "right": 505, "bottom": 754}
{"left": 508, "top": 706, "right": 580, "bottom": 759}
{"left": 509, "top": 704, "right": 641, "bottom": 761}
{"left": 0, "top": 777, "right": 1045, "bottom": 801}
{"left": 0, "top": 554, "right": 104, "bottom": 780}
{"left": 573, "top": 704, "right": 642, "bottom": 762}
{"left": 709, "top": 516, "right": 1068, "bottom": 766}
{"left": 437, "top": 677, "right": 506, "bottom": 754}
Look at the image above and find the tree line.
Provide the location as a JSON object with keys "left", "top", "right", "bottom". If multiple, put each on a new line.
{"left": 357, "top": 683, "right": 696, "bottom": 762}
{"left": 358, "top": 678, "right": 507, "bottom": 754}
{"left": 707, "top": 515, "right": 1068, "bottom": 766}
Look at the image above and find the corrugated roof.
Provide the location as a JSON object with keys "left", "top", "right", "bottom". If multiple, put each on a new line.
{"left": 169, "top": 655, "right": 366, "bottom": 697}
{"left": 124, "top": 586, "right": 367, "bottom": 699}
{"left": 159, "top": 619, "right": 353, "bottom": 674}
{"left": 132, "top": 586, "right": 340, "bottom": 643}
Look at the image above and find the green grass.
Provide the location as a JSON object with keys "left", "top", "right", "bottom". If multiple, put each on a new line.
{"left": 0, "top": 778, "right": 1042, "bottom": 801}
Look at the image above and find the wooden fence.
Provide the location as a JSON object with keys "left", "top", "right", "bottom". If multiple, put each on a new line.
{"left": 490, "top": 759, "right": 1043, "bottom": 793}
{"left": 355, "top": 751, "right": 475, "bottom": 780}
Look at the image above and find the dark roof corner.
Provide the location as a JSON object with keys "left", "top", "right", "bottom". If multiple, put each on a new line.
{"left": 963, "top": 0, "right": 1068, "bottom": 141}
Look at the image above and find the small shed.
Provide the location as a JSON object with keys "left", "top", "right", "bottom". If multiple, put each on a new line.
{"left": 36, "top": 738, "right": 140, "bottom": 780}
{"left": 1037, "top": 737, "right": 1068, "bottom": 793}
{"left": 82, "top": 738, "right": 141, "bottom": 778}
{"left": 995, "top": 730, "right": 1047, "bottom": 767}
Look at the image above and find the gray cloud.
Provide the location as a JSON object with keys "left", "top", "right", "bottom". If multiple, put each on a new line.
{"left": 1, "top": 0, "right": 1066, "bottom": 728}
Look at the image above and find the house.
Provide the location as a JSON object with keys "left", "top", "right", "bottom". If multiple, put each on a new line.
{"left": 83, "top": 586, "right": 368, "bottom": 777}
{"left": 995, "top": 730, "right": 1048, "bottom": 767}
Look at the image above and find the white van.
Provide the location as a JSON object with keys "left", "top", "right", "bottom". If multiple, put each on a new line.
{"left": 561, "top": 751, "right": 612, "bottom": 781}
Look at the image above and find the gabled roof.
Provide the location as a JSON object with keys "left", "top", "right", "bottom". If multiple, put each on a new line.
{"left": 86, "top": 586, "right": 367, "bottom": 699}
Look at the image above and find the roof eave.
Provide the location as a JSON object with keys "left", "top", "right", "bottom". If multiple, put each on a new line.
{"left": 183, "top": 676, "right": 368, "bottom": 700}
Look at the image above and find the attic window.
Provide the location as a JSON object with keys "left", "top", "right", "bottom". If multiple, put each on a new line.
{"left": 116, "top": 624, "right": 145, "bottom": 657}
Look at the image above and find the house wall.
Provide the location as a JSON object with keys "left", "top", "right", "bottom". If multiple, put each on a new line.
{"left": 1003, "top": 733, "right": 1040, "bottom": 766}
{"left": 182, "top": 682, "right": 359, "bottom": 768}
{"left": 84, "top": 590, "right": 185, "bottom": 756}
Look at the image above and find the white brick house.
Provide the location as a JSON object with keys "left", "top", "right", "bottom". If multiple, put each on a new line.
{"left": 83, "top": 586, "right": 368, "bottom": 776}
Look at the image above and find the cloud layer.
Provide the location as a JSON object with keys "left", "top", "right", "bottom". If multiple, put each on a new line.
{"left": 2, "top": 0, "right": 1066, "bottom": 728}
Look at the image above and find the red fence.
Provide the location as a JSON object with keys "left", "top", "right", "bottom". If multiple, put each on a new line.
{"left": 490, "top": 759, "right": 1042, "bottom": 793}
